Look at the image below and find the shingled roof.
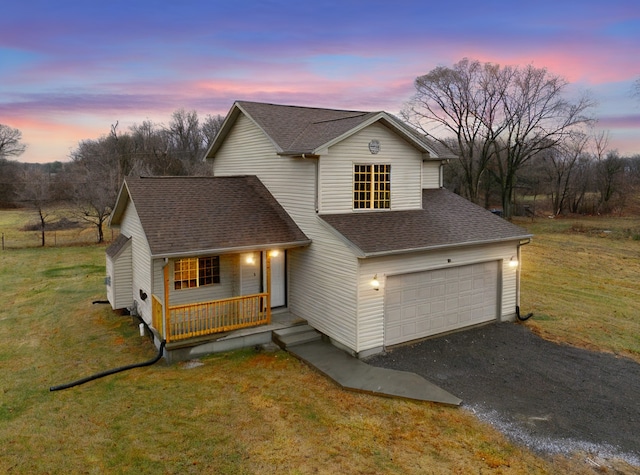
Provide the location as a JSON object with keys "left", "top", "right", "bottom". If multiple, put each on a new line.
{"left": 109, "top": 176, "right": 310, "bottom": 257}
{"left": 206, "top": 101, "right": 450, "bottom": 158}
{"left": 105, "top": 233, "right": 131, "bottom": 258}
{"left": 320, "top": 189, "right": 531, "bottom": 257}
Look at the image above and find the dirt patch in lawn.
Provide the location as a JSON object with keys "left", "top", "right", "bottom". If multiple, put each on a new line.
{"left": 366, "top": 322, "right": 640, "bottom": 468}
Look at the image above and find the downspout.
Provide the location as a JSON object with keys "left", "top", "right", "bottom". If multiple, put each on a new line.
{"left": 515, "top": 239, "right": 533, "bottom": 321}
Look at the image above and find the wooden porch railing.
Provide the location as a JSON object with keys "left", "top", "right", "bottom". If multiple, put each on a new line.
{"left": 152, "top": 295, "right": 164, "bottom": 337}
{"left": 152, "top": 293, "right": 271, "bottom": 343}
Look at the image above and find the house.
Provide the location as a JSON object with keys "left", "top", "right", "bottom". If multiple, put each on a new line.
{"left": 106, "top": 175, "right": 311, "bottom": 360}
{"left": 106, "top": 100, "right": 531, "bottom": 361}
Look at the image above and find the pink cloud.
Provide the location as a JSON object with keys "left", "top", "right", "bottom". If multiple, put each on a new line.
{"left": 450, "top": 41, "right": 640, "bottom": 85}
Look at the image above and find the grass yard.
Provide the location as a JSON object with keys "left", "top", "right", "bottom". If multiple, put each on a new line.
{"left": 0, "top": 208, "right": 638, "bottom": 474}
{"left": 518, "top": 216, "right": 640, "bottom": 363}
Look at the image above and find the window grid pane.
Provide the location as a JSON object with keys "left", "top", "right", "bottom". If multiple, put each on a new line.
{"left": 174, "top": 257, "right": 198, "bottom": 290}
{"left": 174, "top": 256, "right": 220, "bottom": 290}
{"left": 353, "top": 164, "right": 371, "bottom": 209}
{"left": 353, "top": 164, "right": 390, "bottom": 209}
{"left": 373, "top": 164, "right": 391, "bottom": 209}
{"left": 198, "top": 256, "right": 220, "bottom": 286}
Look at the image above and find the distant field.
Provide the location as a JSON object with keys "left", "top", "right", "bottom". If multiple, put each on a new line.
{"left": 0, "top": 207, "right": 114, "bottom": 248}
{"left": 0, "top": 208, "right": 638, "bottom": 473}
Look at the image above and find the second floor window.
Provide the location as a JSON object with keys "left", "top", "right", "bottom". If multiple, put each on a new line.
{"left": 353, "top": 164, "right": 391, "bottom": 209}
{"left": 174, "top": 256, "right": 220, "bottom": 290}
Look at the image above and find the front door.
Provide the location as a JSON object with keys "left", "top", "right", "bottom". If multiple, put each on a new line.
{"left": 264, "top": 251, "right": 286, "bottom": 308}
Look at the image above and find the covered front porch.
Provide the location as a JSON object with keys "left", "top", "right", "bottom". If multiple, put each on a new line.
{"left": 150, "top": 249, "right": 290, "bottom": 344}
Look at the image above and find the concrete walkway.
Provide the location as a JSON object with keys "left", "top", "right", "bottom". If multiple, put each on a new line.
{"left": 287, "top": 339, "right": 462, "bottom": 406}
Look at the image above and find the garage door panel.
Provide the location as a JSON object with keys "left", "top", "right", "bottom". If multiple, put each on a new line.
{"left": 387, "top": 289, "right": 402, "bottom": 306}
{"left": 432, "top": 284, "right": 446, "bottom": 297}
{"left": 385, "top": 262, "right": 499, "bottom": 346}
{"left": 402, "top": 305, "right": 416, "bottom": 319}
{"left": 459, "top": 277, "right": 473, "bottom": 292}
{"left": 386, "top": 307, "right": 402, "bottom": 323}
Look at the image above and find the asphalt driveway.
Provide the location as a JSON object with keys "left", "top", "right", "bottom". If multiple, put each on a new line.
{"left": 366, "top": 322, "right": 640, "bottom": 465}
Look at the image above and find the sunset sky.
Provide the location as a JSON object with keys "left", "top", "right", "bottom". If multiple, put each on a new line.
{"left": 2, "top": 0, "right": 639, "bottom": 163}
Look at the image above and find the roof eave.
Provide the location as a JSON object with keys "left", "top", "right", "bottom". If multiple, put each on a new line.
{"left": 358, "top": 234, "right": 534, "bottom": 258}
{"left": 151, "top": 239, "right": 312, "bottom": 260}
{"left": 108, "top": 179, "right": 131, "bottom": 227}
{"left": 205, "top": 101, "right": 285, "bottom": 160}
{"left": 312, "top": 112, "right": 441, "bottom": 157}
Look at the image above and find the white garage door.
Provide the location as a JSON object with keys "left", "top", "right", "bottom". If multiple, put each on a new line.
{"left": 384, "top": 261, "right": 499, "bottom": 346}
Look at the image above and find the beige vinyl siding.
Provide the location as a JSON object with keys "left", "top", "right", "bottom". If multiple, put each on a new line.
{"left": 287, "top": 223, "right": 359, "bottom": 349}
{"left": 356, "top": 241, "right": 520, "bottom": 352}
{"left": 240, "top": 252, "right": 261, "bottom": 295}
{"left": 106, "top": 257, "right": 115, "bottom": 304}
{"left": 211, "top": 114, "right": 360, "bottom": 349}
{"left": 106, "top": 239, "right": 133, "bottom": 310}
{"left": 421, "top": 160, "right": 441, "bottom": 189}
{"left": 319, "top": 122, "right": 423, "bottom": 213}
{"left": 120, "top": 201, "right": 153, "bottom": 324}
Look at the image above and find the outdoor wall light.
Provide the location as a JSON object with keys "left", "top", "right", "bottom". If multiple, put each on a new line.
{"left": 246, "top": 254, "right": 255, "bottom": 265}
{"left": 509, "top": 256, "right": 519, "bottom": 268}
{"left": 269, "top": 250, "right": 280, "bottom": 257}
{"left": 371, "top": 274, "right": 380, "bottom": 291}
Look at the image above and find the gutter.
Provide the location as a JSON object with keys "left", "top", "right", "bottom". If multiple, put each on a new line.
{"left": 151, "top": 239, "right": 312, "bottom": 260}
{"left": 358, "top": 234, "right": 533, "bottom": 259}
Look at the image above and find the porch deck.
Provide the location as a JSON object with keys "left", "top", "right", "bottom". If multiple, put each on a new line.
{"left": 160, "top": 309, "right": 307, "bottom": 363}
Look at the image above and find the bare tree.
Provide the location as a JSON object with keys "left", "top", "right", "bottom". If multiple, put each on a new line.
{"left": 202, "top": 114, "right": 225, "bottom": 150}
{"left": 0, "top": 124, "right": 26, "bottom": 159}
{"left": 19, "top": 166, "right": 53, "bottom": 246}
{"left": 596, "top": 151, "right": 626, "bottom": 213}
{"left": 0, "top": 158, "right": 21, "bottom": 206}
{"left": 491, "top": 65, "right": 595, "bottom": 218}
{"left": 166, "top": 109, "right": 207, "bottom": 172}
{"left": 402, "top": 59, "right": 511, "bottom": 204}
{"left": 565, "top": 154, "right": 593, "bottom": 214}
{"left": 542, "top": 133, "right": 589, "bottom": 215}
{"left": 404, "top": 58, "right": 595, "bottom": 218}
{"left": 69, "top": 127, "right": 135, "bottom": 242}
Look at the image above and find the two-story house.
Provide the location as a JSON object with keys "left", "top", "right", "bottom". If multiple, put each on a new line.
{"left": 106, "top": 101, "right": 531, "bottom": 361}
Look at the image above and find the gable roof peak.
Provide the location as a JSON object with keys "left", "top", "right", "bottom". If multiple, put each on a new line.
{"left": 206, "top": 100, "right": 444, "bottom": 159}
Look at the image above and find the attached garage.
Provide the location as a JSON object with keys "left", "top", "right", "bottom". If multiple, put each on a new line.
{"left": 384, "top": 261, "right": 499, "bottom": 346}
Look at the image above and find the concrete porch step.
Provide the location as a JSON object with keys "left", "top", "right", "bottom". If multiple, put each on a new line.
{"left": 272, "top": 324, "right": 322, "bottom": 349}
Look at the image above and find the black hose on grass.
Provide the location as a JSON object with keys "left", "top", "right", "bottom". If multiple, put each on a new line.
{"left": 92, "top": 300, "right": 110, "bottom": 304}
{"left": 516, "top": 305, "right": 534, "bottom": 321}
{"left": 49, "top": 340, "right": 166, "bottom": 392}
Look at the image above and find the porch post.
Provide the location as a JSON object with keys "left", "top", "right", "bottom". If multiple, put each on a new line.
{"left": 163, "top": 261, "right": 170, "bottom": 342}
{"left": 266, "top": 251, "right": 272, "bottom": 323}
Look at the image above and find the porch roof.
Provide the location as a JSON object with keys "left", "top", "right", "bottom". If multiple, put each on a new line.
{"left": 110, "top": 175, "right": 310, "bottom": 257}
{"left": 319, "top": 188, "right": 532, "bottom": 257}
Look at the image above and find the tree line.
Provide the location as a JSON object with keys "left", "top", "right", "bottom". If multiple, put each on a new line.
{"left": 1, "top": 57, "right": 639, "bottom": 244}
{"left": 0, "top": 109, "right": 224, "bottom": 244}
{"left": 402, "top": 58, "right": 640, "bottom": 218}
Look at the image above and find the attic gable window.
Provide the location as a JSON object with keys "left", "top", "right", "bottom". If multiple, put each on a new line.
{"left": 353, "top": 164, "right": 391, "bottom": 209}
{"left": 174, "top": 256, "right": 220, "bottom": 290}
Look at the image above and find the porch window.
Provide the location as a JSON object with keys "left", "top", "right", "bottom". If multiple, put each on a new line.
{"left": 353, "top": 164, "right": 390, "bottom": 209}
{"left": 174, "top": 256, "right": 220, "bottom": 290}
